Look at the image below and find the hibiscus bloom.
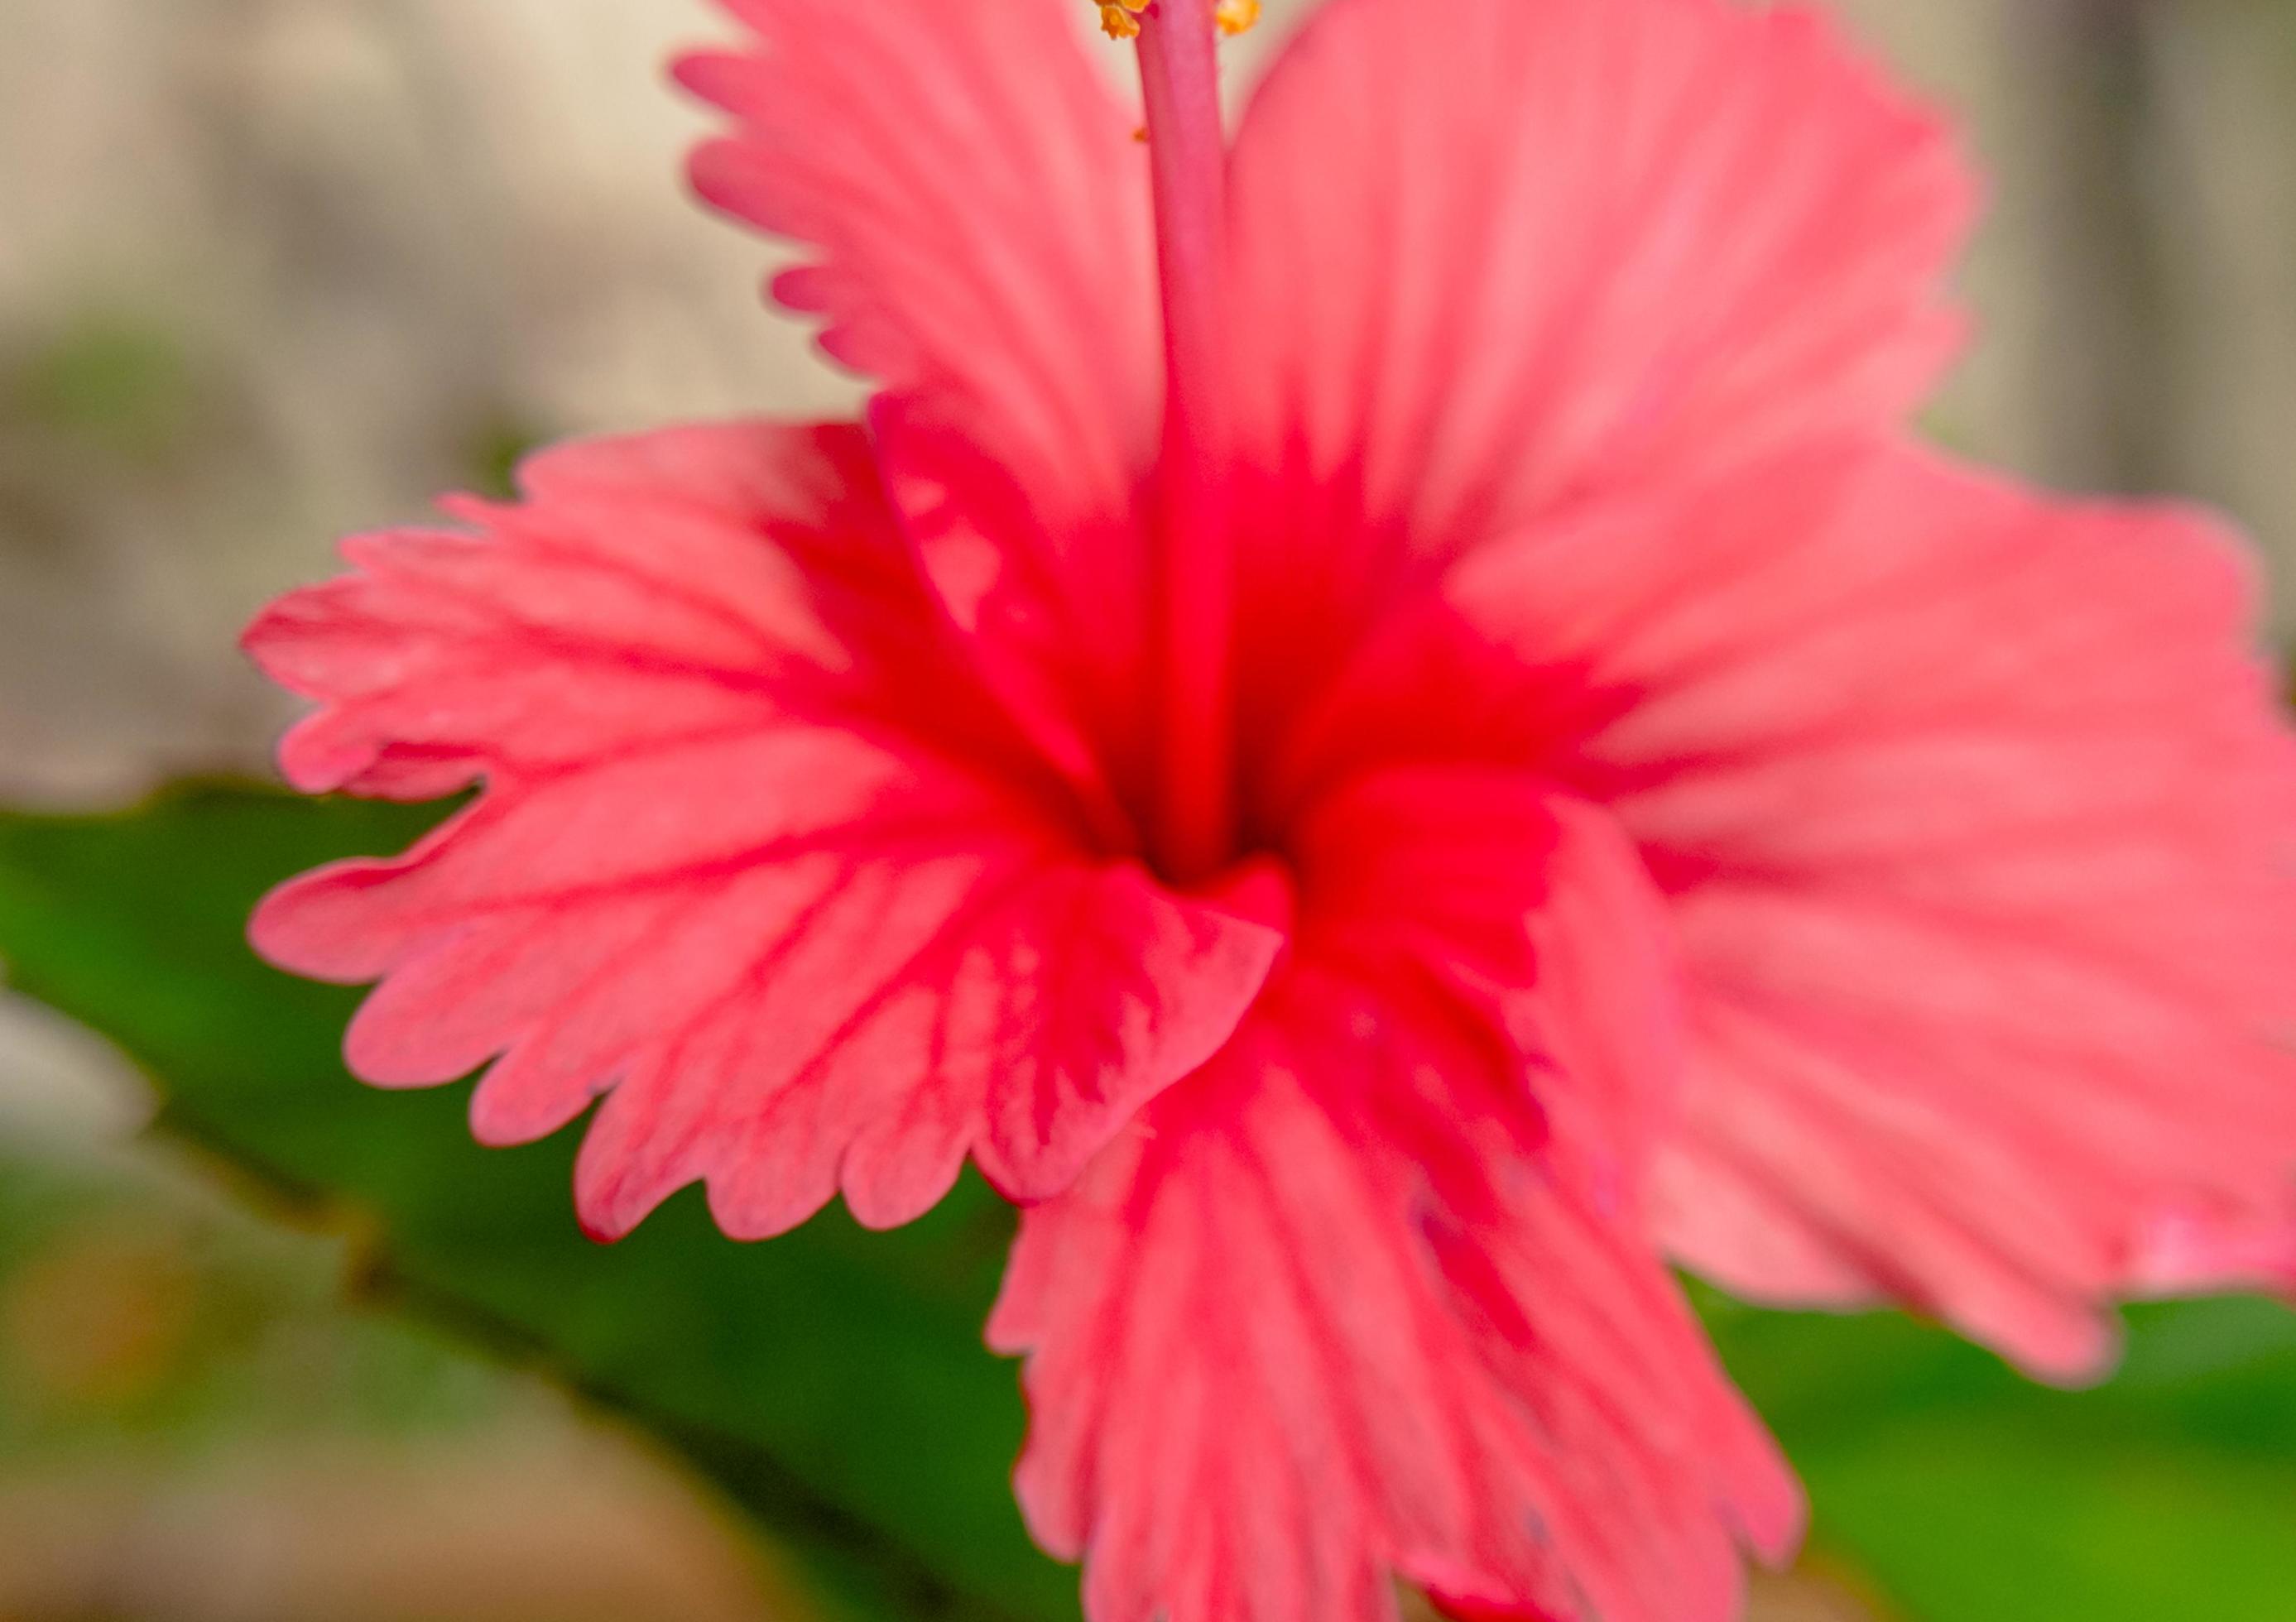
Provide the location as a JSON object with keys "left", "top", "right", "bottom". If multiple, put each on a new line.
{"left": 243, "top": 0, "right": 2296, "bottom": 1617}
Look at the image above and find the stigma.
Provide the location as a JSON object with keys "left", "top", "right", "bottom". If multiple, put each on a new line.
{"left": 1094, "top": 2, "right": 1261, "bottom": 41}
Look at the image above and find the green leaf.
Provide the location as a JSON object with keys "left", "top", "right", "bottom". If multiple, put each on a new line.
{"left": 0, "top": 783, "right": 1072, "bottom": 1622}
{"left": 1703, "top": 1277, "right": 2296, "bottom": 1618}
{"left": 0, "top": 783, "right": 2291, "bottom": 1621}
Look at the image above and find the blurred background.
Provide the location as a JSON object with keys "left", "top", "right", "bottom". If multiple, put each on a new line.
{"left": 1, "top": 2, "right": 2293, "bottom": 1618}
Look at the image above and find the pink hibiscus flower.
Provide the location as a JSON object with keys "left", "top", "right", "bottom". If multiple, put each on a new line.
{"left": 243, "top": 0, "right": 2296, "bottom": 1617}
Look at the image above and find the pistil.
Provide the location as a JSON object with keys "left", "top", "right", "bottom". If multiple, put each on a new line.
{"left": 1132, "top": 0, "right": 1237, "bottom": 883}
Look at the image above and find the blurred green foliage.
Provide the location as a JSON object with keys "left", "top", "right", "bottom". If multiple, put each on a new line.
{"left": 3, "top": 314, "right": 199, "bottom": 468}
{"left": 461, "top": 415, "right": 550, "bottom": 506}
{"left": 1712, "top": 1291, "right": 2296, "bottom": 1620}
{"left": 0, "top": 785, "right": 2290, "bottom": 1621}
{"left": 0, "top": 1145, "right": 508, "bottom": 1466}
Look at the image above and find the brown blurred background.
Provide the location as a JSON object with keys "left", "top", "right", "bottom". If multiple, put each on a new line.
{"left": 2, "top": 1, "right": 2292, "bottom": 1616}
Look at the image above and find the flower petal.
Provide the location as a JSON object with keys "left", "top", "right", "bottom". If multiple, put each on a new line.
{"left": 2129, "top": 1207, "right": 2296, "bottom": 1298}
{"left": 992, "top": 773, "right": 1797, "bottom": 1622}
{"left": 1292, "top": 765, "right": 1688, "bottom": 1178}
{"left": 247, "top": 425, "right": 1277, "bottom": 1236}
{"left": 992, "top": 972, "right": 1796, "bottom": 1622}
{"left": 1448, "top": 439, "right": 2296, "bottom": 1376}
{"left": 680, "top": 0, "right": 1155, "bottom": 528}
{"left": 682, "top": 0, "right": 1160, "bottom": 780}
{"left": 564, "top": 849, "right": 1280, "bottom": 1236}
{"left": 244, "top": 423, "right": 1021, "bottom": 798}
{"left": 1223, "top": 0, "right": 1973, "bottom": 564}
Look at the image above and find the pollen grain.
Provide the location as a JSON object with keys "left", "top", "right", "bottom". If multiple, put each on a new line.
{"left": 1092, "top": 1, "right": 1258, "bottom": 42}
{"left": 1215, "top": 0, "right": 1261, "bottom": 35}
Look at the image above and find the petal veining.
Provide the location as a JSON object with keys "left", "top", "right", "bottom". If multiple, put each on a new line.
{"left": 1448, "top": 439, "right": 2296, "bottom": 1375}
{"left": 247, "top": 424, "right": 1278, "bottom": 1236}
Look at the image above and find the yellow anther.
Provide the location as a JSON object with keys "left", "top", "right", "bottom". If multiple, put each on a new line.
{"left": 1090, "top": 1, "right": 1254, "bottom": 42}
{"left": 1214, "top": 0, "right": 1261, "bottom": 36}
